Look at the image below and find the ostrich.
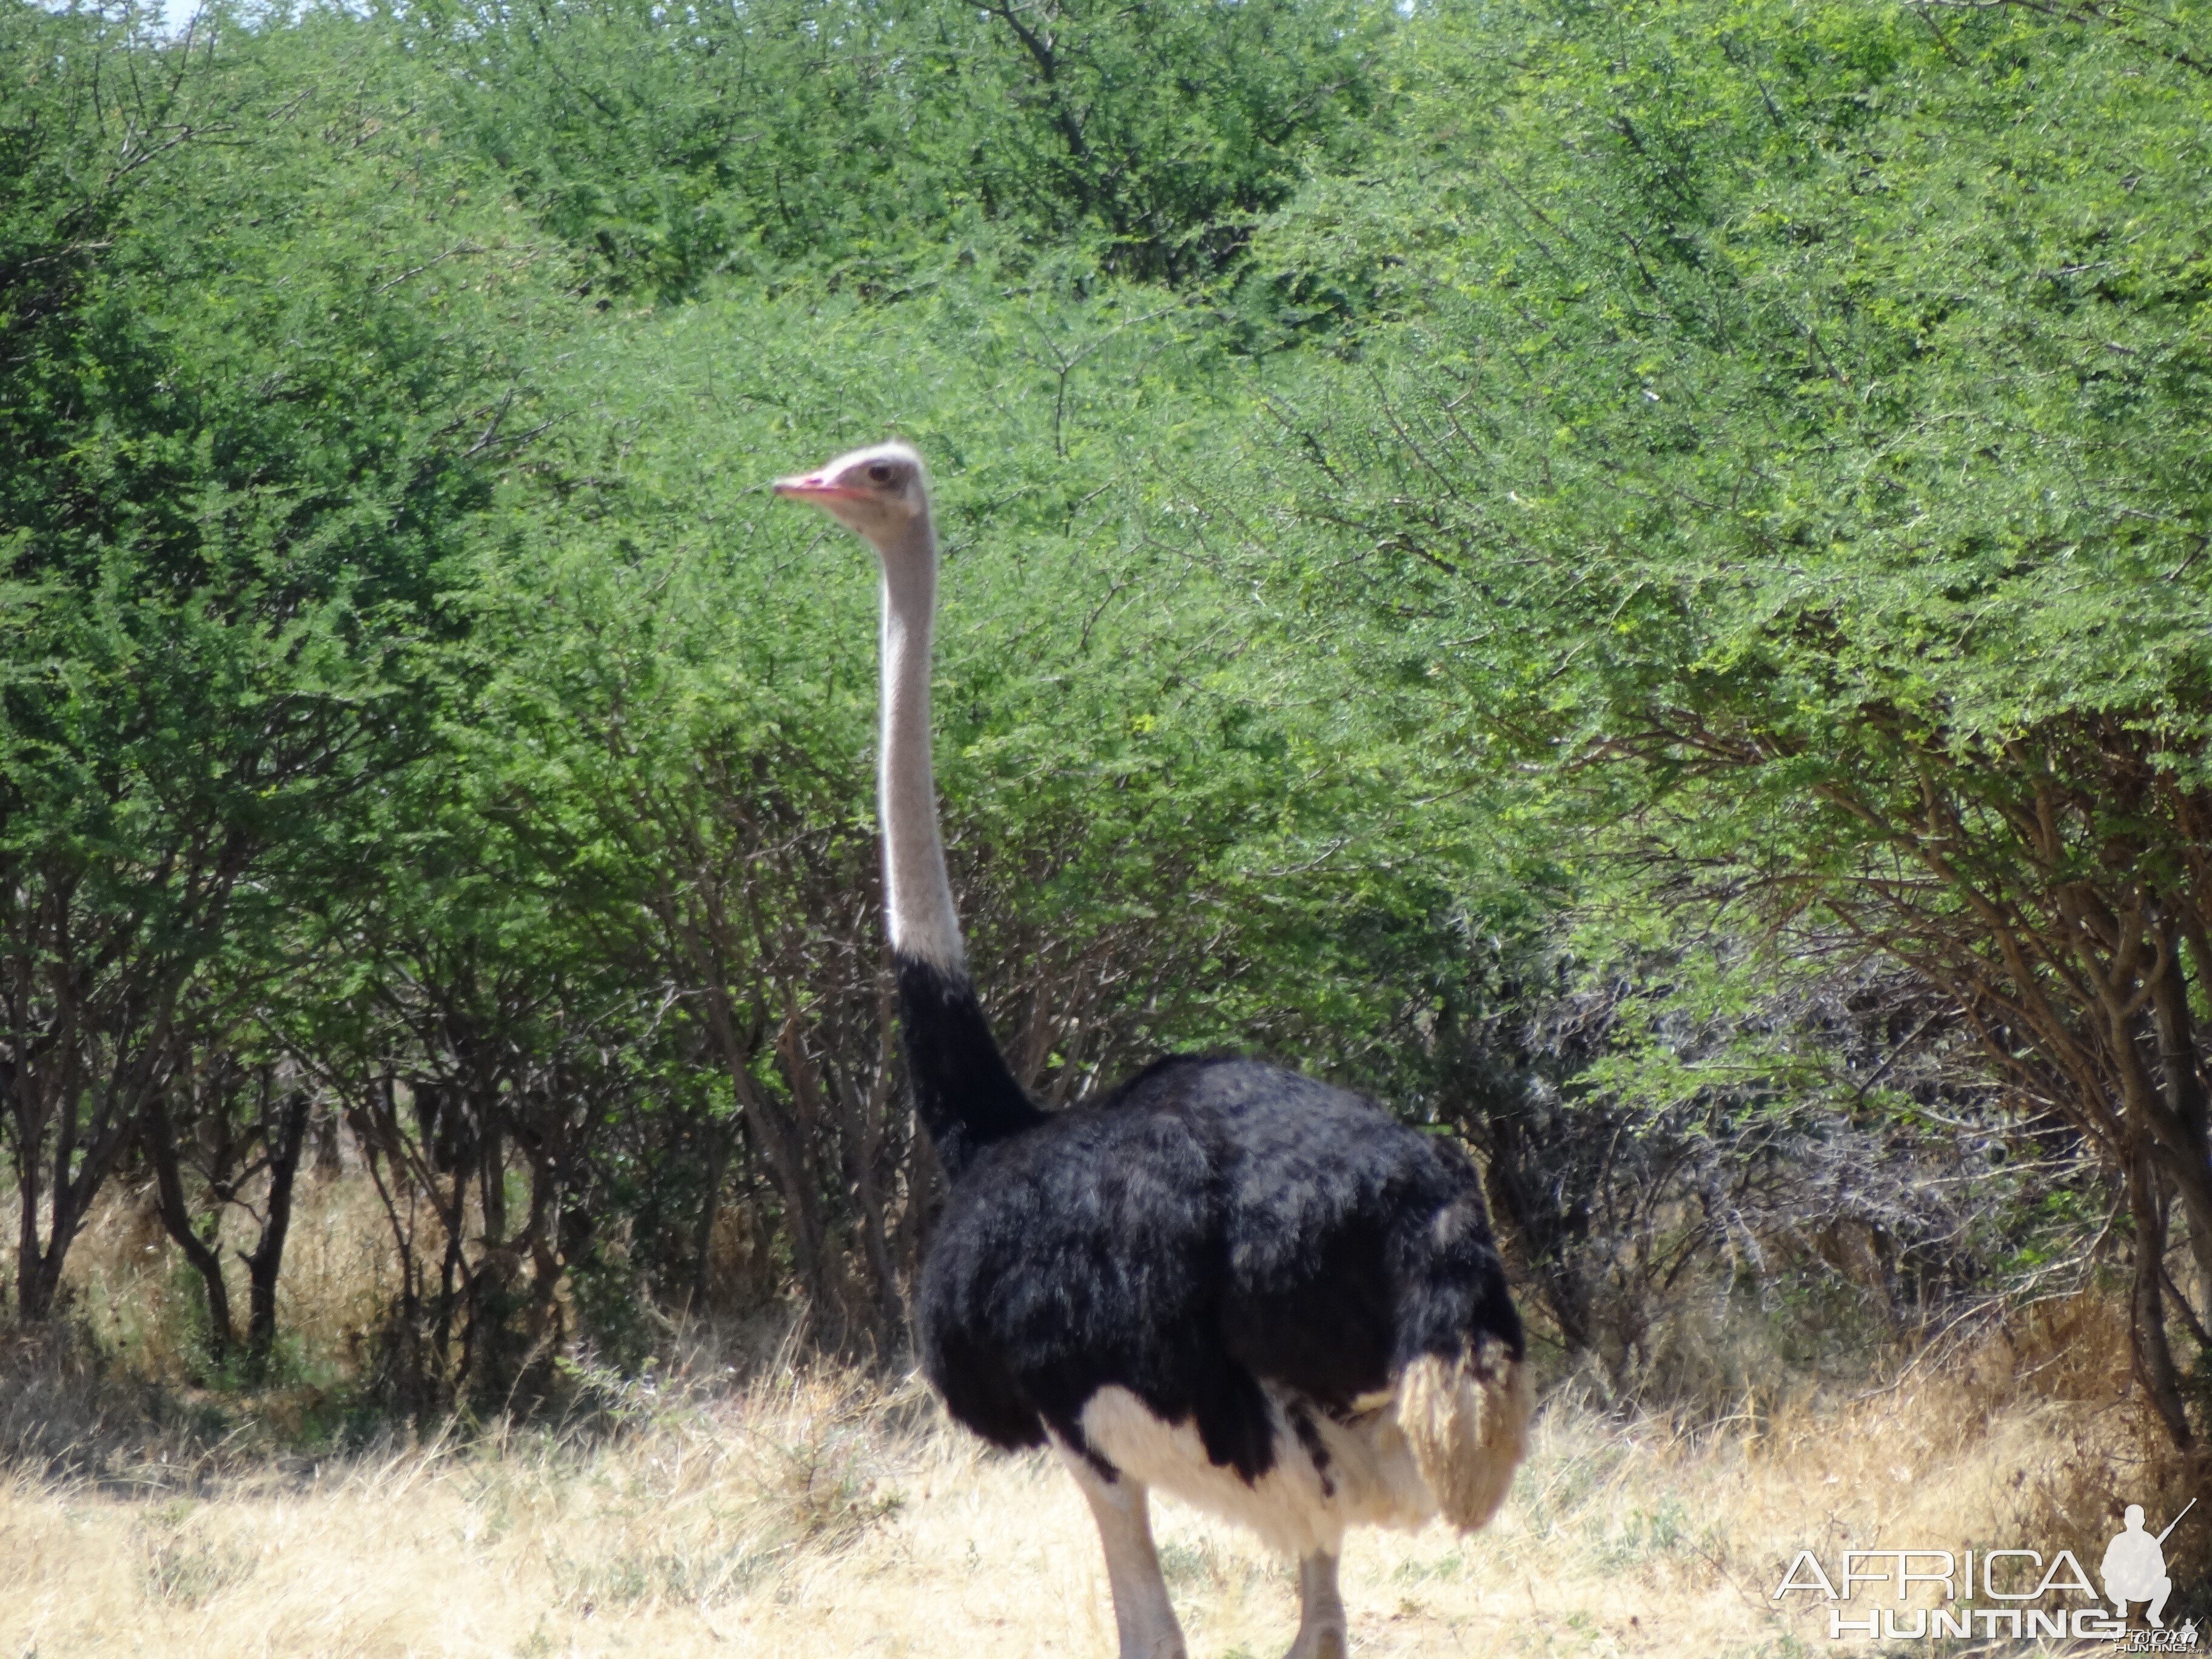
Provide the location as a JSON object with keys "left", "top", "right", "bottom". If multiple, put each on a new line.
{"left": 774, "top": 442, "right": 1532, "bottom": 1659}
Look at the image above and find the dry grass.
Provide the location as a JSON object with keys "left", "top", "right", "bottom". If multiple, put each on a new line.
{"left": 56, "top": 1175, "right": 406, "bottom": 1390}
{"left": 2, "top": 1178, "right": 2205, "bottom": 1657}
{"left": 2, "top": 1298, "right": 2202, "bottom": 1659}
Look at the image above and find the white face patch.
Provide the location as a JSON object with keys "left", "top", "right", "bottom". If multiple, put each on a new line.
{"left": 777, "top": 441, "right": 931, "bottom": 546}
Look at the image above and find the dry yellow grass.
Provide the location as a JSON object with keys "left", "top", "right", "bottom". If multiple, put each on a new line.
{"left": 2, "top": 1306, "right": 2194, "bottom": 1659}
{"left": 55, "top": 1176, "right": 407, "bottom": 1389}
{"left": 4, "top": 1179, "right": 2202, "bottom": 1658}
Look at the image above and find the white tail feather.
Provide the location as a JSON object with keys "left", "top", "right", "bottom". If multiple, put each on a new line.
{"left": 1395, "top": 1342, "right": 1533, "bottom": 1530}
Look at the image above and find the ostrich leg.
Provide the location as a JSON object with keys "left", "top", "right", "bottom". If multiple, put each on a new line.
{"left": 1062, "top": 1453, "right": 1188, "bottom": 1659}
{"left": 1285, "top": 1551, "right": 1349, "bottom": 1659}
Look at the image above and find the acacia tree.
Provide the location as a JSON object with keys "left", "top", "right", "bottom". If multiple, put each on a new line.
{"left": 410, "top": 0, "right": 1387, "bottom": 298}
{"left": 1248, "top": 0, "right": 2212, "bottom": 1441}
{"left": 0, "top": 3, "right": 529, "bottom": 1326}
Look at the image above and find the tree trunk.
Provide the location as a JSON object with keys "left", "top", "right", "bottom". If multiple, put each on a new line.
{"left": 143, "top": 1092, "right": 236, "bottom": 1362}
{"left": 1467, "top": 1098, "right": 1598, "bottom": 1359}
{"left": 244, "top": 1090, "right": 311, "bottom": 1369}
{"left": 700, "top": 984, "right": 837, "bottom": 1327}
{"left": 8, "top": 1057, "right": 45, "bottom": 1323}
{"left": 2147, "top": 929, "right": 2212, "bottom": 1317}
{"left": 689, "top": 1122, "right": 731, "bottom": 1316}
{"left": 2126, "top": 1145, "right": 2194, "bottom": 1450}
{"left": 781, "top": 1004, "right": 896, "bottom": 1353}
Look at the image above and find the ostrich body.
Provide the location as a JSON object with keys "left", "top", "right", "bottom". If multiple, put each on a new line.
{"left": 776, "top": 443, "right": 1532, "bottom": 1659}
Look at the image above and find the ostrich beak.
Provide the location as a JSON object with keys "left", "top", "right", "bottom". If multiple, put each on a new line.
{"left": 773, "top": 472, "right": 868, "bottom": 502}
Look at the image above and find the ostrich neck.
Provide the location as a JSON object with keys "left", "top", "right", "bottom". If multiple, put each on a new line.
{"left": 877, "top": 515, "right": 965, "bottom": 972}
{"left": 869, "top": 501, "right": 1040, "bottom": 1178}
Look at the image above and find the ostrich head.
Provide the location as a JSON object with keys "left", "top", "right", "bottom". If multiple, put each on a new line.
{"left": 773, "top": 441, "right": 931, "bottom": 552}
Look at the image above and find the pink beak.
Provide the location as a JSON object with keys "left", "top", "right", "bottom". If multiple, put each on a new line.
{"left": 773, "top": 472, "right": 868, "bottom": 502}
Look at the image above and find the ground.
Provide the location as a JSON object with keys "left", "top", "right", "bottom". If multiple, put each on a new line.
{"left": 2, "top": 1307, "right": 2196, "bottom": 1659}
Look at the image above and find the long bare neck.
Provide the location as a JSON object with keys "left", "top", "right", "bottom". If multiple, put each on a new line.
{"left": 871, "top": 509, "right": 1041, "bottom": 1178}
{"left": 876, "top": 514, "right": 964, "bottom": 972}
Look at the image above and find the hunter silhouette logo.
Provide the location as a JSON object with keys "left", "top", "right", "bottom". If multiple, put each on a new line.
{"left": 1772, "top": 1496, "right": 2198, "bottom": 1644}
{"left": 2105, "top": 1500, "right": 2193, "bottom": 1629}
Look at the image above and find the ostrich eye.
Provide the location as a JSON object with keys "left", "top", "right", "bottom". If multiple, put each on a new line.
{"left": 866, "top": 461, "right": 896, "bottom": 486}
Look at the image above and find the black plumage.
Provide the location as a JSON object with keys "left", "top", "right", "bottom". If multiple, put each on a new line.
{"left": 895, "top": 954, "right": 1042, "bottom": 1179}
{"left": 906, "top": 958, "right": 1524, "bottom": 1483}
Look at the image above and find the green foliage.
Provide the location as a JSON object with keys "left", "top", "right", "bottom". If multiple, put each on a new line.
{"left": 0, "top": 0, "right": 555, "bottom": 1322}
{"left": 1252, "top": 0, "right": 2212, "bottom": 757}
{"left": 410, "top": 0, "right": 1388, "bottom": 297}
{"left": 1243, "top": 0, "right": 2212, "bottom": 1433}
{"left": 4, "top": 0, "right": 2198, "bottom": 1428}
